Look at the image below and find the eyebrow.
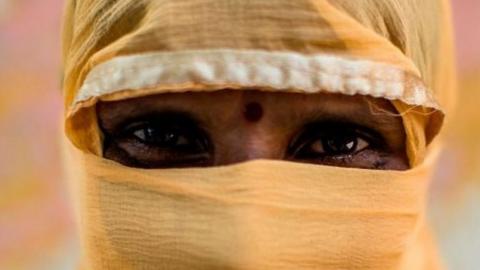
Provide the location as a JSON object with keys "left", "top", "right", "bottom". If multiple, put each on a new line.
{"left": 304, "top": 107, "right": 403, "bottom": 132}
{"left": 99, "top": 108, "right": 205, "bottom": 135}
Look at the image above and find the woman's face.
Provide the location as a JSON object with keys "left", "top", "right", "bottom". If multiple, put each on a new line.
{"left": 97, "top": 90, "right": 408, "bottom": 170}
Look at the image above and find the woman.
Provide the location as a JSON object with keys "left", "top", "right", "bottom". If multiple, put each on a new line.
{"left": 62, "top": 0, "right": 456, "bottom": 269}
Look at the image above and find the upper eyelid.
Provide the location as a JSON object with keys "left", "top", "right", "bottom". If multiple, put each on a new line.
{"left": 111, "top": 110, "right": 206, "bottom": 135}
{"left": 305, "top": 121, "right": 386, "bottom": 143}
{"left": 300, "top": 112, "right": 394, "bottom": 139}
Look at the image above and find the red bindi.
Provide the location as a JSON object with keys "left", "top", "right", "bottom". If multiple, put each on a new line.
{"left": 243, "top": 102, "right": 264, "bottom": 123}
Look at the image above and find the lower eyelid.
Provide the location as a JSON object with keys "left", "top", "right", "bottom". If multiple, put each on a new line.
{"left": 314, "top": 150, "right": 386, "bottom": 168}
{"left": 116, "top": 142, "right": 211, "bottom": 164}
{"left": 119, "top": 136, "right": 212, "bottom": 158}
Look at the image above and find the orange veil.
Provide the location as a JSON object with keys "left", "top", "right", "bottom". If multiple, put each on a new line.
{"left": 61, "top": 1, "right": 456, "bottom": 269}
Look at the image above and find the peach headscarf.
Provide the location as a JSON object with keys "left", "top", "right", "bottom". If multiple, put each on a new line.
{"left": 61, "top": 0, "right": 456, "bottom": 269}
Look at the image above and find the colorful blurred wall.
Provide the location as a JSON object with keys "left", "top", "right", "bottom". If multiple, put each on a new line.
{"left": 427, "top": 1, "right": 480, "bottom": 269}
{"left": 0, "top": 0, "right": 78, "bottom": 269}
{"left": 0, "top": 0, "right": 479, "bottom": 269}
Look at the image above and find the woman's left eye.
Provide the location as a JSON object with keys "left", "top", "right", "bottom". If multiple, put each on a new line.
{"left": 288, "top": 123, "right": 381, "bottom": 160}
{"left": 307, "top": 134, "right": 369, "bottom": 156}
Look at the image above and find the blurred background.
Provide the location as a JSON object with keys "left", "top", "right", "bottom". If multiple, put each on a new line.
{"left": 0, "top": 0, "right": 479, "bottom": 269}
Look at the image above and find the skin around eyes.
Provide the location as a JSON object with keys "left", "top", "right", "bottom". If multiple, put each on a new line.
{"left": 97, "top": 90, "right": 409, "bottom": 170}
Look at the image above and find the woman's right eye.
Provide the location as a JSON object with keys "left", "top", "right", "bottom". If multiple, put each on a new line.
{"left": 130, "top": 124, "right": 203, "bottom": 151}
{"left": 105, "top": 114, "right": 214, "bottom": 168}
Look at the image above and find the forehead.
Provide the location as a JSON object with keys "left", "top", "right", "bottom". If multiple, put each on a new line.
{"left": 97, "top": 90, "right": 397, "bottom": 115}
{"left": 97, "top": 90, "right": 401, "bottom": 133}
{"left": 101, "top": 88, "right": 396, "bottom": 107}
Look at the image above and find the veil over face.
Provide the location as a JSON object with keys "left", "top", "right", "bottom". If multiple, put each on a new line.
{"left": 61, "top": 0, "right": 456, "bottom": 269}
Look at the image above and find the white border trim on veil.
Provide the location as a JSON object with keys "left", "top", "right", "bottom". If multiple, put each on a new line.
{"left": 73, "top": 49, "right": 440, "bottom": 111}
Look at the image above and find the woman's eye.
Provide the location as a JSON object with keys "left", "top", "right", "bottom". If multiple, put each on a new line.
{"left": 123, "top": 121, "right": 210, "bottom": 154}
{"left": 132, "top": 126, "right": 196, "bottom": 150}
{"left": 104, "top": 114, "right": 213, "bottom": 168}
{"left": 308, "top": 134, "right": 369, "bottom": 156}
{"left": 288, "top": 122, "right": 386, "bottom": 168}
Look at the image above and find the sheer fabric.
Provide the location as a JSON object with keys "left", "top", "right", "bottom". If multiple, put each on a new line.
{"left": 61, "top": 0, "right": 456, "bottom": 269}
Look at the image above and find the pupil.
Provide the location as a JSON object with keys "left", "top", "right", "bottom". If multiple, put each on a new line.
{"left": 144, "top": 127, "right": 155, "bottom": 141}
{"left": 324, "top": 135, "right": 357, "bottom": 154}
{"left": 160, "top": 130, "right": 181, "bottom": 147}
{"left": 162, "top": 131, "right": 177, "bottom": 143}
{"left": 142, "top": 127, "right": 179, "bottom": 146}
